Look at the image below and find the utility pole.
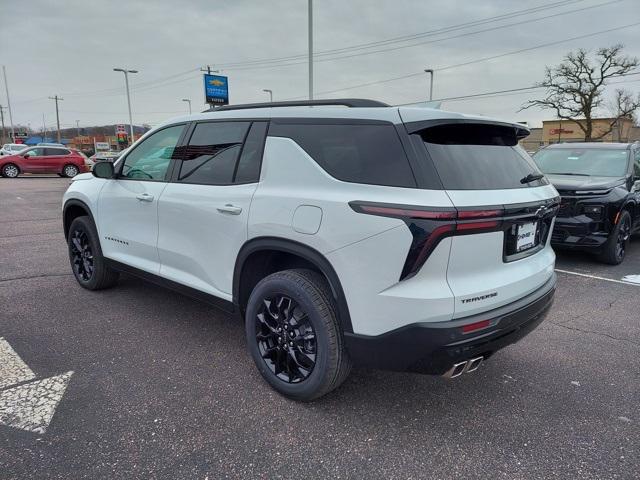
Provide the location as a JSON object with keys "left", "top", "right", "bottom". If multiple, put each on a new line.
{"left": 42, "top": 114, "right": 46, "bottom": 142}
{"left": 48, "top": 95, "right": 64, "bottom": 143}
{"left": 76, "top": 120, "right": 80, "bottom": 137}
{"left": 2, "top": 66, "right": 15, "bottom": 142}
{"left": 0, "top": 105, "right": 6, "bottom": 144}
{"left": 262, "top": 89, "right": 273, "bottom": 102}
{"left": 308, "top": 0, "right": 313, "bottom": 100}
{"left": 424, "top": 69, "right": 434, "bottom": 101}
{"left": 113, "top": 68, "right": 138, "bottom": 144}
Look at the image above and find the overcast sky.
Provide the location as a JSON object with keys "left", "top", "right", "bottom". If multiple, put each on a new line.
{"left": 1, "top": 0, "right": 639, "bottom": 132}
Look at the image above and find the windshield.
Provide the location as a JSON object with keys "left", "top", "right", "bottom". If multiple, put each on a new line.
{"left": 533, "top": 148, "right": 629, "bottom": 177}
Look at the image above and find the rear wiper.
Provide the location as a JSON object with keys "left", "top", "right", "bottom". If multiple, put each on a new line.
{"left": 545, "top": 172, "right": 589, "bottom": 176}
{"left": 520, "top": 173, "right": 545, "bottom": 184}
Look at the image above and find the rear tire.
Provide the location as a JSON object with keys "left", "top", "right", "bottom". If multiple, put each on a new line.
{"left": 63, "top": 164, "right": 80, "bottom": 178}
{"left": 67, "top": 216, "right": 119, "bottom": 290}
{"left": 245, "top": 269, "right": 351, "bottom": 401}
{"left": 2, "top": 163, "right": 20, "bottom": 178}
{"left": 598, "top": 210, "right": 631, "bottom": 265}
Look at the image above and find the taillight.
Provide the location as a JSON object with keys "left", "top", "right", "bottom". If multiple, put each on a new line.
{"left": 350, "top": 202, "right": 504, "bottom": 280}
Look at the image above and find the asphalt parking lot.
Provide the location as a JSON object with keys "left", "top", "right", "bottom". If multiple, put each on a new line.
{"left": 1, "top": 176, "right": 639, "bottom": 479}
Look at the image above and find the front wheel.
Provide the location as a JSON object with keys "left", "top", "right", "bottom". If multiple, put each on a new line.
{"left": 68, "top": 216, "right": 119, "bottom": 290}
{"left": 245, "top": 269, "right": 352, "bottom": 401}
{"left": 598, "top": 210, "right": 632, "bottom": 265}
{"left": 2, "top": 163, "right": 20, "bottom": 178}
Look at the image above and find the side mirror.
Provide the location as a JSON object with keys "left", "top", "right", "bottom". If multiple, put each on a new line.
{"left": 92, "top": 161, "right": 115, "bottom": 179}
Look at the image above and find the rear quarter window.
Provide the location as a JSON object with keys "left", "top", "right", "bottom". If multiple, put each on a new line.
{"left": 269, "top": 122, "right": 417, "bottom": 188}
{"left": 418, "top": 123, "right": 547, "bottom": 190}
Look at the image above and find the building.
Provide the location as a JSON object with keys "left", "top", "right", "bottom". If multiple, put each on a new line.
{"left": 520, "top": 127, "right": 543, "bottom": 153}
{"left": 542, "top": 116, "right": 636, "bottom": 144}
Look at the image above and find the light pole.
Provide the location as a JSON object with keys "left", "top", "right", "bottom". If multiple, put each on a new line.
{"left": 2, "top": 66, "right": 15, "bottom": 141}
{"left": 75, "top": 120, "right": 80, "bottom": 137}
{"left": 308, "top": 0, "right": 313, "bottom": 100}
{"left": 182, "top": 98, "right": 192, "bottom": 114}
{"left": 113, "top": 68, "right": 138, "bottom": 144}
{"left": 424, "top": 69, "right": 434, "bottom": 101}
{"left": 262, "top": 89, "right": 273, "bottom": 102}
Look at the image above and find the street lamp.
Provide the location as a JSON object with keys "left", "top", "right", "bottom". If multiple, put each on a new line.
{"left": 424, "top": 69, "right": 434, "bottom": 101}
{"left": 113, "top": 68, "right": 138, "bottom": 144}
{"left": 262, "top": 89, "right": 273, "bottom": 102}
{"left": 182, "top": 98, "right": 192, "bottom": 114}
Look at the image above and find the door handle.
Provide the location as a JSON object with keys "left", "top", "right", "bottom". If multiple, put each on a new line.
{"left": 217, "top": 204, "right": 242, "bottom": 215}
{"left": 136, "top": 193, "right": 154, "bottom": 202}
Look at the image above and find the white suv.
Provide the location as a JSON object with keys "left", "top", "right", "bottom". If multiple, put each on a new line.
{"left": 63, "top": 99, "right": 559, "bottom": 401}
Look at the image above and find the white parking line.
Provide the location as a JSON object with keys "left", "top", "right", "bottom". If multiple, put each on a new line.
{"left": 0, "top": 337, "right": 73, "bottom": 434}
{"left": 555, "top": 269, "right": 640, "bottom": 286}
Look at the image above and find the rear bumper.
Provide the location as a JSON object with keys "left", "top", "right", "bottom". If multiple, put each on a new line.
{"left": 344, "top": 274, "right": 556, "bottom": 375}
{"left": 551, "top": 216, "right": 610, "bottom": 250}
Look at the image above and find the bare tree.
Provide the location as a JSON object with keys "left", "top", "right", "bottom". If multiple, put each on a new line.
{"left": 522, "top": 44, "right": 640, "bottom": 141}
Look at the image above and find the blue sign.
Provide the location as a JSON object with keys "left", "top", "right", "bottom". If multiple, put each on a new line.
{"left": 204, "top": 74, "right": 229, "bottom": 105}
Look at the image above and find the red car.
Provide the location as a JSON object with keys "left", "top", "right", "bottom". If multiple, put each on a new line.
{"left": 0, "top": 146, "right": 90, "bottom": 178}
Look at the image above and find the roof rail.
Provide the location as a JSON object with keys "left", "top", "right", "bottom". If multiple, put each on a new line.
{"left": 206, "top": 98, "right": 389, "bottom": 112}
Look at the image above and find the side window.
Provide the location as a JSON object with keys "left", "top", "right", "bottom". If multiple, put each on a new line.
{"left": 235, "top": 122, "right": 268, "bottom": 183}
{"left": 634, "top": 150, "right": 640, "bottom": 177}
{"left": 269, "top": 123, "right": 417, "bottom": 188}
{"left": 178, "top": 121, "right": 250, "bottom": 185}
{"left": 26, "top": 148, "right": 44, "bottom": 157}
{"left": 121, "top": 124, "right": 184, "bottom": 181}
{"left": 45, "top": 148, "right": 67, "bottom": 156}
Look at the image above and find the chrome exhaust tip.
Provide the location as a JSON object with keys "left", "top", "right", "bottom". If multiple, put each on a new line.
{"left": 443, "top": 361, "right": 467, "bottom": 379}
{"left": 464, "top": 356, "right": 483, "bottom": 373}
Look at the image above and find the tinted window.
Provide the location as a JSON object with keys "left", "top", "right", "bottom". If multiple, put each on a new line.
{"left": 633, "top": 149, "right": 640, "bottom": 177}
{"left": 121, "top": 124, "right": 184, "bottom": 181}
{"left": 235, "top": 122, "right": 267, "bottom": 183}
{"left": 270, "top": 123, "right": 416, "bottom": 188}
{"left": 179, "top": 121, "right": 250, "bottom": 185}
{"left": 45, "top": 148, "right": 69, "bottom": 156}
{"left": 533, "top": 148, "right": 630, "bottom": 177}
{"left": 419, "top": 124, "right": 545, "bottom": 190}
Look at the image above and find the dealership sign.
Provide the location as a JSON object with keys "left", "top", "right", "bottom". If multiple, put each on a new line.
{"left": 95, "top": 142, "right": 110, "bottom": 152}
{"left": 204, "top": 74, "right": 229, "bottom": 105}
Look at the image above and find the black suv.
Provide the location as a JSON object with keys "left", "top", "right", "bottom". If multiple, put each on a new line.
{"left": 533, "top": 142, "right": 640, "bottom": 264}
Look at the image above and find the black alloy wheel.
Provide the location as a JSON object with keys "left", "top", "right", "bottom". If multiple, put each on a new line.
{"left": 70, "top": 228, "right": 94, "bottom": 281}
{"left": 599, "top": 210, "right": 632, "bottom": 265}
{"left": 255, "top": 294, "right": 317, "bottom": 383}
{"left": 245, "top": 269, "right": 352, "bottom": 401}
{"left": 615, "top": 214, "right": 631, "bottom": 261}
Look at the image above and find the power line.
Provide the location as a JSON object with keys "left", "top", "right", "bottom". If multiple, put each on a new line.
{"left": 286, "top": 20, "right": 640, "bottom": 99}
{"left": 225, "top": 0, "right": 621, "bottom": 72}
{"left": 214, "top": 0, "right": 586, "bottom": 68}
{"left": 396, "top": 72, "right": 640, "bottom": 105}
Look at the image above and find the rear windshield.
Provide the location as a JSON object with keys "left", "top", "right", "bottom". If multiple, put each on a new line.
{"left": 533, "top": 148, "right": 629, "bottom": 177}
{"left": 419, "top": 123, "right": 546, "bottom": 190}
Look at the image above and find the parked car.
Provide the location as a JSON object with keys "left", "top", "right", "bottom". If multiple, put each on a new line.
{"left": 1, "top": 143, "right": 27, "bottom": 156}
{"left": 89, "top": 151, "right": 122, "bottom": 163}
{"left": 533, "top": 142, "right": 640, "bottom": 264}
{"left": 0, "top": 146, "right": 90, "bottom": 178}
{"left": 63, "top": 99, "right": 559, "bottom": 400}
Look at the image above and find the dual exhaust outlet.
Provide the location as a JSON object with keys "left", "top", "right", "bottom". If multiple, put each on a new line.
{"left": 443, "top": 356, "right": 484, "bottom": 379}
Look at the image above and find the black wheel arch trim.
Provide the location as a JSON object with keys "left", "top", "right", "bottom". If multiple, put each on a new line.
{"left": 63, "top": 198, "right": 96, "bottom": 240}
{"left": 233, "top": 237, "right": 354, "bottom": 333}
